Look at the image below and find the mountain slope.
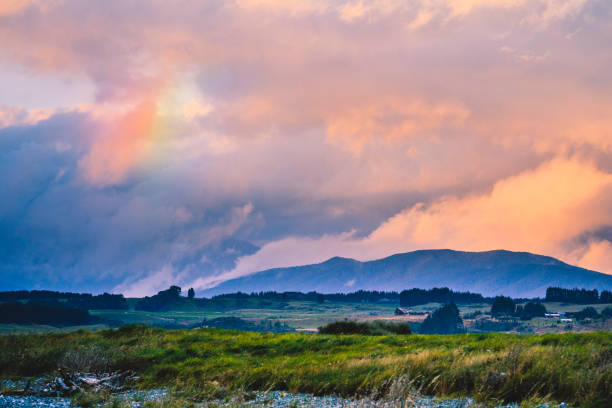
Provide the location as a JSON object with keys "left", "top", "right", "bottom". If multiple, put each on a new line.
{"left": 202, "top": 249, "right": 612, "bottom": 298}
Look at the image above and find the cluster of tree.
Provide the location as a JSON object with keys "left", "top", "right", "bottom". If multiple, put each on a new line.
{"left": 0, "top": 302, "right": 96, "bottom": 326}
{"left": 419, "top": 303, "right": 465, "bottom": 334}
{"left": 212, "top": 290, "right": 400, "bottom": 303}
{"left": 565, "top": 306, "right": 612, "bottom": 321}
{"left": 399, "top": 287, "right": 487, "bottom": 307}
{"left": 490, "top": 296, "right": 517, "bottom": 317}
{"left": 135, "top": 286, "right": 187, "bottom": 312}
{"left": 516, "top": 302, "right": 547, "bottom": 320}
{"left": 318, "top": 320, "right": 412, "bottom": 335}
{"left": 545, "top": 287, "right": 612, "bottom": 304}
{"left": 490, "top": 296, "right": 547, "bottom": 320}
{"left": 0, "top": 290, "right": 128, "bottom": 310}
{"left": 200, "top": 317, "right": 294, "bottom": 333}
{"left": 69, "top": 293, "right": 128, "bottom": 310}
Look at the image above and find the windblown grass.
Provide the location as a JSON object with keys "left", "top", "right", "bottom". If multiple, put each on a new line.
{"left": 1, "top": 326, "right": 610, "bottom": 407}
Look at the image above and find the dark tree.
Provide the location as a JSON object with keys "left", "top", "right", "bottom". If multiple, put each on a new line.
{"left": 188, "top": 288, "right": 195, "bottom": 299}
{"left": 0, "top": 290, "right": 128, "bottom": 310}
{"left": 399, "top": 287, "right": 485, "bottom": 307}
{"left": 490, "top": 296, "right": 516, "bottom": 317}
{"left": 135, "top": 286, "right": 183, "bottom": 312}
{"left": 420, "top": 303, "right": 464, "bottom": 334}
{"left": 600, "top": 290, "right": 612, "bottom": 304}
{"left": 518, "top": 302, "right": 547, "bottom": 320}
{"left": 545, "top": 287, "right": 598, "bottom": 304}
{"left": 567, "top": 307, "right": 599, "bottom": 320}
{"left": 318, "top": 320, "right": 411, "bottom": 335}
{"left": 0, "top": 302, "right": 94, "bottom": 326}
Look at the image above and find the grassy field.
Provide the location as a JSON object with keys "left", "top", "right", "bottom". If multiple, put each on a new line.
{"left": 1, "top": 327, "right": 610, "bottom": 407}
{"left": 1, "top": 299, "right": 610, "bottom": 335}
{"left": 93, "top": 300, "right": 402, "bottom": 330}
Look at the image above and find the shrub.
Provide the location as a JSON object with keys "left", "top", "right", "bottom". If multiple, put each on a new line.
{"left": 567, "top": 307, "right": 600, "bottom": 321}
{"left": 318, "top": 320, "right": 411, "bottom": 335}
{"left": 59, "top": 345, "right": 110, "bottom": 373}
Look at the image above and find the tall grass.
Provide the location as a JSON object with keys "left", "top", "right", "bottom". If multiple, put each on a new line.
{"left": 1, "top": 326, "right": 610, "bottom": 407}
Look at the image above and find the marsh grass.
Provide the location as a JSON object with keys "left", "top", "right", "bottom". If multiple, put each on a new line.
{"left": 0, "top": 325, "right": 610, "bottom": 407}
{"left": 70, "top": 390, "right": 111, "bottom": 407}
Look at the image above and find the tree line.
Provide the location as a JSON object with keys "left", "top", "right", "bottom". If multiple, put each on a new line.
{"left": 213, "top": 290, "right": 400, "bottom": 303}
{"left": 490, "top": 296, "right": 547, "bottom": 320}
{"left": 545, "top": 287, "right": 612, "bottom": 304}
{"left": 0, "top": 290, "right": 128, "bottom": 310}
{"left": 0, "top": 302, "right": 97, "bottom": 326}
{"left": 399, "top": 287, "right": 489, "bottom": 307}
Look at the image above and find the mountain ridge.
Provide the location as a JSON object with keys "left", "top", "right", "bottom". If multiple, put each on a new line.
{"left": 202, "top": 249, "right": 612, "bottom": 298}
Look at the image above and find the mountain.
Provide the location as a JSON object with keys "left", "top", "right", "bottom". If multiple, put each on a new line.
{"left": 202, "top": 249, "right": 612, "bottom": 298}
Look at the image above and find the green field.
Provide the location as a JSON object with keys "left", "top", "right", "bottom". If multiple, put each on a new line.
{"left": 86, "top": 300, "right": 612, "bottom": 333}
{"left": 89, "top": 300, "right": 401, "bottom": 330}
{"left": 1, "top": 327, "right": 611, "bottom": 407}
{"left": 1, "top": 299, "right": 611, "bottom": 335}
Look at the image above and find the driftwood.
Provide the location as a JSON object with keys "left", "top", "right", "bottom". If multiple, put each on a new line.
{"left": 8, "top": 370, "right": 140, "bottom": 397}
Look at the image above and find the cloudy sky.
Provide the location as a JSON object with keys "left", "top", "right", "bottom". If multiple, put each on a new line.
{"left": 1, "top": 0, "right": 611, "bottom": 296}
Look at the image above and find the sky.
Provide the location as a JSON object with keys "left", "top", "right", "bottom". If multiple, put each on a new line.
{"left": 1, "top": 0, "right": 612, "bottom": 296}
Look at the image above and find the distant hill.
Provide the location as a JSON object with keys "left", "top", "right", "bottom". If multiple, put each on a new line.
{"left": 202, "top": 249, "right": 612, "bottom": 298}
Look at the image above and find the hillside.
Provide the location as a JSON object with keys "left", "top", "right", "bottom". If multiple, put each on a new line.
{"left": 203, "top": 249, "right": 612, "bottom": 298}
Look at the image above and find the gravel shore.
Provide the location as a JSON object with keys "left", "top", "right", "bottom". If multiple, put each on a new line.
{"left": 0, "top": 390, "right": 571, "bottom": 408}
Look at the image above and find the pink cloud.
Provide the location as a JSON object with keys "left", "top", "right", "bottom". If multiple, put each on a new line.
{"left": 1, "top": 0, "right": 612, "bottom": 290}
{"left": 211, "top": 157, "right": 612, "bottom": 290}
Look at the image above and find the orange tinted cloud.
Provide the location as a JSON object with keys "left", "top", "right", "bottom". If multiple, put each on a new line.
{"left": 0, "top": 105, "right": 54, "bottom": 128}
{"left": 222, "top": 157, "right": 612, "bottom": 285}
{"left": 325, "top": 98, "right": 470, "bottom": 154}
{"left": 0, "top": 0, "right": 58, "bottom": 17}
{"left": 367, "top": 157, "right": 612, "bottom": 257}
{"left": 2, "top": 0, "right": 612, "bottom": 288}
{"left": 572, "top": 240, "right": 612, "bottom": 275}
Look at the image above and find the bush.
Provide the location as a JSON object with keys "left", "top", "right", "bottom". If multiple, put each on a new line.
{"left": 59, "top": 345, "right": 110, "bottom": 373}
{"left": 567, "top": 307, "right": 600, "bottom": 321}
{"left": 318, "top": 320, "right": 411, "bottom": 335}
